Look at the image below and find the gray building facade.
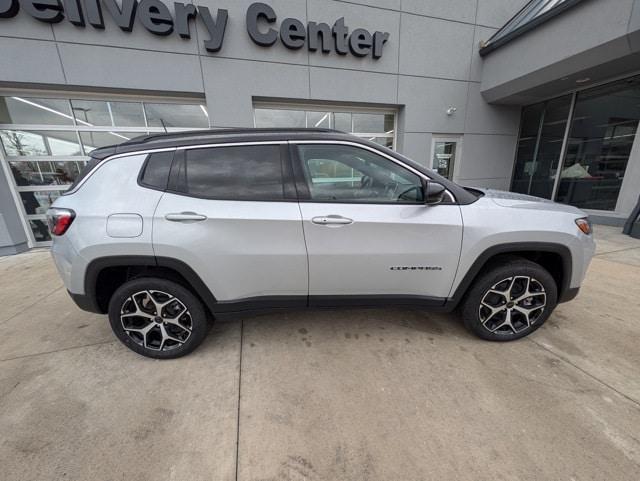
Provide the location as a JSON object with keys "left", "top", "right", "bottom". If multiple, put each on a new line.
{"left": 0, "top": 0, "right": 639, "bottom": 254}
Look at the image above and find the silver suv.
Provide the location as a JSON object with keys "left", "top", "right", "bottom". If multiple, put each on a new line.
{"left": 48, "top": 129, "right": 595, "bottom": 358}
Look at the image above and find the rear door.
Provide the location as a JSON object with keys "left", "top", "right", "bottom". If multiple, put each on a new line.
{"left": 153, "top": 142, "right": 308, "bottom": 310}
{"left": 292, "top": 142, "right": 463, "bottom": 304}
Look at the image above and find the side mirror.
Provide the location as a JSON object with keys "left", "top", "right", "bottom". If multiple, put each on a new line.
{"left": 421, "top": 179, "right": 446, "bottom": 206}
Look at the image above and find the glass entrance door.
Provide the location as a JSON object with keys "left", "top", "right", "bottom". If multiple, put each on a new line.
{"left": 431, "top": 137, "right": 461, "bottom": 180}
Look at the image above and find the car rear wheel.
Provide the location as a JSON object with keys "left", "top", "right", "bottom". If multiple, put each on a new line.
{"left": 461, "top": 258, "right": 558, "bottom": 341}
{"left": 108, "top": 277, "right": 209, "bottom": 359}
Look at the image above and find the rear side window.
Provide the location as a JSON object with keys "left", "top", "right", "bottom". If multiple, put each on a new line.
{"left": 176, "top": 145, "right": 285, "bottom": 200}
{"left": 140, "top": 151, "right": 174, "bottom": 190}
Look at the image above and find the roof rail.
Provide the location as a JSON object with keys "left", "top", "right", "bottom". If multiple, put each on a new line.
{"left": 119, "top": 127, "right": 343, "bottom": 146}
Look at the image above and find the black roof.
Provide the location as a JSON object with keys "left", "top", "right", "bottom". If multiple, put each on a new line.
{"left": 89, "top": 128, "right": 355, "bottom": 160}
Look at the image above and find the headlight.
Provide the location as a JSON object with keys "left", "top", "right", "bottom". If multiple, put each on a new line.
{"left": 575, "top": 217, "right": 592, "bottom": 235}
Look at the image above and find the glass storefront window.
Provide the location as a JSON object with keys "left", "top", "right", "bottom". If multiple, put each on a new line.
{"left": 0, "top": 95, "right": 209, "bottom": 246}
{"left": 556, "top": 77, "right": 640, "bottom": 211}
{"left": 20, "top": 190, "right": 63, "bottom": 215}
{"left": 334, "top": 112, "right": 352, "bottom": 131}
{"left": 255, "top": 108, "right": 306, "bottom": 128}
{"left": 79, "top": 131, "right": 145, "bottom": 153}
{"left": 307, "top": 111, "right": 331, "bottom": 129}
{"left": 145, "top": 103, "right": 209, "bottom": 128}
{"left": 0, "top": 97, "right": 74, "bottom": 125}
{"left": 29, "top": 220, "right": 51, "bottom": 243}
{"left": 254, "top": 106, "right": 396, "bottom": 149}
{"left": 511, "top": 74, "right": 640, "bottom": 212}
{"left": 71, "top": 100, "right": 145, "bottom": 127}
{"left": 0, "top": 130, "right": 82, "bottom": 156}
{"left": 353, "top": 113, "right": 394, "bottom": 134}
{"left": 511, "top": 95, "right": 572, "bottom": 199}
{"left": 10, "top": 160, "right": 82, "bottom": 186}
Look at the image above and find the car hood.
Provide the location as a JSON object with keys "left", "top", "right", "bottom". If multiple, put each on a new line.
{"left": 474, "top": 188, "right": 586, "bottom": 216}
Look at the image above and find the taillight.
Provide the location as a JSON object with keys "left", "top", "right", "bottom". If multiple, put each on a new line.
{"left": 46, "top": 208, "right": 76, "bottom": 236}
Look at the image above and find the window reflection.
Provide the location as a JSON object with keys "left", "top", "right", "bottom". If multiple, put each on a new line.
{"left": 145, "top": 103, "right": 209, "bottom": 128}
{"left": 253, "top": 107, "right": 395, "bottom": 148}
{"left": 557, "top": 77, "right": 640, "bottom": 211}
{"left": 511, "top": 96, "right": 572, "bottom": 199}
{"left": 353, "top": 113, "right": 394, "bottom": 134}
{"left": 30, "top": 220, "right": 51, "bottom": 243}
{"left": 307, "top": 111, "right": 331, "bottom": 128}
{"left": 71, "top": 100, "right": 145, "bottom": 127}
{"left": 79, "top": 131, "right": 144, "bottom": 153}
{"left": 20, "top": 190, "right": 62, "bottom": 215}
{"left": 10, "top": 160, "right": 82, "bottom": 186}
{"left": 334, "top": 112, "right": 352, "bottom": 131}
{"left": 255, "top": 108, "right": 306, "bottom": 128}
{"left": 0, "top": 97, "right": 74, "bottom": 125}
{"left": 0, "top": 130, "right": 81, "bottom": 156}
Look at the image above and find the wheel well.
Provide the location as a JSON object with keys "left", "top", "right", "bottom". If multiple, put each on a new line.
{"left": 482, "top": 252, "right": 565, "bottom": 289}
{"left": 452, "top": 247, "right": 570, "bottom": 309}
{"left": 93, "top": 264, "right": 214, "bottom": 318}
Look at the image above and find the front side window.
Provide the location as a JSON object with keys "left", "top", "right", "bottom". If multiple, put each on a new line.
{"left": 177, "top": 145, "right": 285, "bottom": 201}
{"left": 296, "top": 144, "right": 424, "bottom": 203}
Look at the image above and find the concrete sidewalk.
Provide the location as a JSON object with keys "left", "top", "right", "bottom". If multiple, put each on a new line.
{"left": 1, "top": 226, "right": 639, "bottom": 481}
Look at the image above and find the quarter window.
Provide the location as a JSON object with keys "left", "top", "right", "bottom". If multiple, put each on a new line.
{"left": 177, "top": 145, "right": 285, "bottom": 201}
{"left": 140, "top": 151, "right": 174, "bottom": 190}
{"left": 296, "top": 144, "right": 424, "bottom": 203}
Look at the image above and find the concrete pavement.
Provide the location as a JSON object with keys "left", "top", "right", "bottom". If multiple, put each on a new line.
{"left": 1, "top": 226, "right": 639, "bottom": 481}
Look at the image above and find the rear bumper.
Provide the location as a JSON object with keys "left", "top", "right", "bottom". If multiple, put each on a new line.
{"left": 68, "top": 291, "right": 104, "bottom": 314}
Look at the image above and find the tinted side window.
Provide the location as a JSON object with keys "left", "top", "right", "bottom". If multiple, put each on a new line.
{"left": 180, "top": 145, "right": 284, "bottom": 200}
{"left": 140, "top": 151, "right": 174, "bottom": 190}
{"left": 296, "top": 144, "right": 424, "bottom": 203}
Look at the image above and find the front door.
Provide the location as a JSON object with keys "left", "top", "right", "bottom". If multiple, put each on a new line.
{"left": 292, "top": 142, "right": 463, "bottom": 304}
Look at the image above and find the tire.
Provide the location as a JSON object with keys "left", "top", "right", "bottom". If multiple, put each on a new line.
{"left": 108, "top": 277, "right": 209, "bottom": 359}
{"left": 461, "top": 258, "right": 558, "bottom": 341}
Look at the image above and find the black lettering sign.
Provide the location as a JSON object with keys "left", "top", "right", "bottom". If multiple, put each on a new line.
{"left": 84, "top": 0, "right": 104, "bottom": 29}
{"left": 332, "top": 17, "right": 348, "bottom": 55}
{"left": 199, "top": 6, "right": 227, "bottom": 52}
{"left": 0, "top": 0, "right": 389, "bottom": 59}
{"left": 20, "top": 0, "right": 64, "bottom": 23}
{"left": 280, "top": 17, "right": 305, "bottom": 49}
{"left": 174, "top": 2, "right": 196, "bottom": 39}
{"left": 62, "top": 0, "right": 83, "bottom": 26}
{"left": 138, "top": 0, "right": 172, "bottom": 35}
{"left": 103, "top": 0, "right": 136, "bottom": 32}
{"left": 307, "top": 21, "right": 332, "bottom": 53}
{"left": 246, "top": 2, "right": 277, "bottom": 47}
{"left": 349, "top": 28, "right": 372, "bottom": 57}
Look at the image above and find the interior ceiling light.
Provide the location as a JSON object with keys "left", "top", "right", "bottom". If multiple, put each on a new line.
{"left": 576, "top": 77, "right": 591, "bottom": 84}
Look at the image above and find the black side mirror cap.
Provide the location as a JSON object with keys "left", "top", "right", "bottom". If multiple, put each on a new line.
{"left": 422, "top": 179, "right": 446, "bottom": 205}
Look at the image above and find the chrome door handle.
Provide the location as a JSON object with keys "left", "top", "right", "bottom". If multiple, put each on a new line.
{"left": 165, "top": 212, "right": 207, "bottom": 222}
{"left": 311, "top": 215, "right": 354, "bottom": 226}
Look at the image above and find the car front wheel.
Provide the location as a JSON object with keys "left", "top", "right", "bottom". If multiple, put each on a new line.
{"left": 461, "top": 258, "right": 558, "bottom": 341}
